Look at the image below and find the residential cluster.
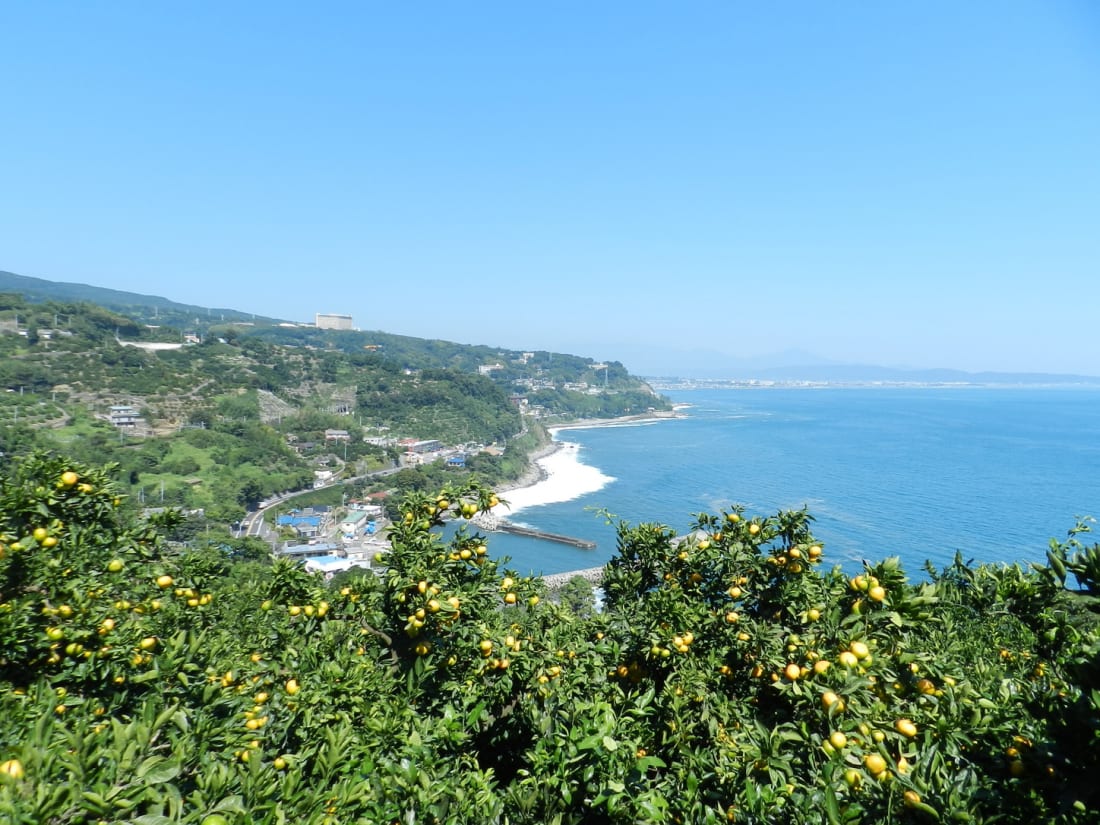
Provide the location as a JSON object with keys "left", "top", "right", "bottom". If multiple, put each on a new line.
{"left": 273, "top": 495, "right": 389, "bottom": 578}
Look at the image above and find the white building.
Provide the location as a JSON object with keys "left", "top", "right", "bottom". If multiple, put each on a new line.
{"left": 316, "top": 314, "right": 354, "bottom": 330}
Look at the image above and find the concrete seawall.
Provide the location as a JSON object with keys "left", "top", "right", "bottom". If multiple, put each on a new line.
{"left": 541, "top": 566, "right": 605, "bottom": 592}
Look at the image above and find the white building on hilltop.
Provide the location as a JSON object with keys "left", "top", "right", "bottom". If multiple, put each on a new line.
{"left": 316, "top": 313, "right": 353, "bottom": 330}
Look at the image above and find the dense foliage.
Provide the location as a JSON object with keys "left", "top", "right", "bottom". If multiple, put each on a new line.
{"left": 2, "top": 454, "right": 1098, "bottom": 823}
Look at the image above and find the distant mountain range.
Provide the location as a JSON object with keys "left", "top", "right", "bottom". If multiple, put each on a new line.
{"left": 618, "top": 346, "right": 1100, "bottom": 386}
{"left": 649, "top": 364, "right": 1100, "bottom": 386}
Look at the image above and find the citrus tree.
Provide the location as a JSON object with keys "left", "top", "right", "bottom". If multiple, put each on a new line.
{"left": 1, "top": 452, "right": 1098, "bottom": 823}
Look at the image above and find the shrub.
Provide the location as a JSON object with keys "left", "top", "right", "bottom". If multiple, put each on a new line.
{"left": 1, "top": 455, "right": 1097, "bottom": 823}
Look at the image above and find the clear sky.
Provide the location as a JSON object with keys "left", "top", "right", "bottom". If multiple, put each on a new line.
{"left": 2, "top": 2, "right": 1098, "bottom": 375}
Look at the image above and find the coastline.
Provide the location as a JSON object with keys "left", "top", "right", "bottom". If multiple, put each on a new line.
{"left": 496, "top": 438, "right": 564, "bottom": 494}
{"left": 546, "top": 408, "right": 687, "bottom": 433}
{"left": 496, "top": 408, "right": 688, "bottom": 514}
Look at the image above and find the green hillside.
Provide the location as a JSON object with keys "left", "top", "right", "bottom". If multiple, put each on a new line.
{"left": 0, "top": 285, "right": 669, "bottom": 527}
{"left": 0, "top": 270, "right": 273, "bottom": 332}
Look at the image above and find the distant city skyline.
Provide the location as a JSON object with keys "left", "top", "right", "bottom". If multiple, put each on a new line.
{"left": 2, "top": 3, "right": 1098, "bottom": 375}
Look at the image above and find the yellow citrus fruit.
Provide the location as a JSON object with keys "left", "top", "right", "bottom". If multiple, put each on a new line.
{"left": 895, "top": 718, "right": 918, "bottom": 738}
{"left": 864, "top": 753, "right": 887, "bottom": 776}
{"left": 0, "top": 759, "right": 25, "bottom": 780}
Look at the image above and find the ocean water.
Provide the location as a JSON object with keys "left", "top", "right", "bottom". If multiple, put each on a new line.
{"left": 465, "top": 387, "right": 1100, "bottom": 578}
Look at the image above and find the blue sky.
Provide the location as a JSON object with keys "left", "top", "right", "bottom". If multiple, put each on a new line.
{"left": 2, "top": 2, "right": 1098, "bottom": 375}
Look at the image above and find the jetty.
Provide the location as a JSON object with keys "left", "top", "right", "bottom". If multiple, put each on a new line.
{"left": 472, "top": 512, "right": 596, "bottom": 550}
{"left": 497, "top": 521, "right": 596, "bottom": 548}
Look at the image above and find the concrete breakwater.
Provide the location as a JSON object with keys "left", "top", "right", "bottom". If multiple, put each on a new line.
{"left": 496, "top": 521, "right": 597, "bottom": 549}
{"left": 541, "top": 566, "right": 605, "bottom": 592}
{"left": 472, "top": 512, "right": 597, "bottom": 550}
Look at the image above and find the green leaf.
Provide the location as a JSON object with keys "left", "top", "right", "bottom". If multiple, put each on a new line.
{"left": 577, "top": 734, "right": 602, "bottom": 752}
{"left": 824, "top": 783, "right": 842, "bottom": 825}
{"left": 135, "top": 756, "right": 180, "bottom": 784}
{"left": 465, "top": 700, "right": 487, "bottom": 729}
{"left": 81, "top": 791, "right": 110, "bottom": 815}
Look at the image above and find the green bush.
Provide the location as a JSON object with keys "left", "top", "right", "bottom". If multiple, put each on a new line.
{"left": 1, "top": 454, "right": 1098, "bottom": 823}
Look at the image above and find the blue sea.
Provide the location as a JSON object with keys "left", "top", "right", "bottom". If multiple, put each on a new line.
{"left": 468, "top": 387, "right": 1100, "bottom": 578}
